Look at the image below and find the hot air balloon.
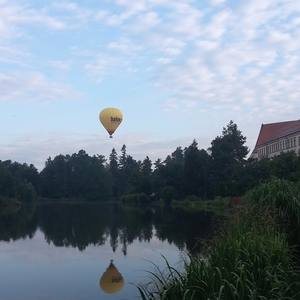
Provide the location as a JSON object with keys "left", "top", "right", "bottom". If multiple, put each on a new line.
{"left": 99, "top": 260, "right": 124, "bottom": 294}
{"left": 99, "top": 108, "right": 123, "bottom": 138}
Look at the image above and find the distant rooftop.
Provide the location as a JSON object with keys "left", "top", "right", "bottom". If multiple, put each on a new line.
{"left": 255, "top": 119, "right": 300, "bottom": 148}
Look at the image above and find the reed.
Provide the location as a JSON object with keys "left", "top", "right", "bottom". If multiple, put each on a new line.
{"left": 139, "top": 207, "right": 300, "bottom": 299}
{"left": 245, "top": 178, "right": 300, "bottom": 225}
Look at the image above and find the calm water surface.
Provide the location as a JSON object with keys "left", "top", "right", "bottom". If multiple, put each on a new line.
{"left": 0, "top": 203, "right": 219, "bottom": 300}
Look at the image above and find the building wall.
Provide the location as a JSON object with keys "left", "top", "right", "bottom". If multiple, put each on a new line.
{"left": 253, "top": 133, "right": 300, "bottom": 160}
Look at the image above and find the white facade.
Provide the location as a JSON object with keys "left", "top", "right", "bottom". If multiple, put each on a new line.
{"left": 251, "top": 133, "right": 300, "bottom": 160}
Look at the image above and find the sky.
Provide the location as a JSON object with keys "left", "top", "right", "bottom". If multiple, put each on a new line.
{"left": 0, "top": 0, "right": 300, "bottom": 169}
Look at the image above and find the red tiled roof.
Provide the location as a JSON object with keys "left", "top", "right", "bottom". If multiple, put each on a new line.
{"left": 255, "top": 120, "right": 300, "bottom": 148}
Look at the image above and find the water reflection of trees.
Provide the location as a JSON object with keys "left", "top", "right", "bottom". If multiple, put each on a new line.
{"left": 0, "top": 205, "right": 37, "bottom": 242}
{"left": 0, "top": 204, "right": 218, "bottom": 254}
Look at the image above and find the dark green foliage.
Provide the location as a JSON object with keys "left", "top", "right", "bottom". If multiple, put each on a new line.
{"left": 245, "top": 179, "right": 300, "bottom": 225}
{"left": 40, "top": 150, "right": 112, "bottom": 201}
{"left": 109, "top": 148, "right": 119, "bottom": 197}
{"left": 161, "top": 186, "right": 177, "bottom": 206}
{"left": 0, "top": 160, "right": 38, "bottom": 203}
{"left": 139, "top": 207, "right": 300, "bottom": 300}
{"left": 121, "top": 193, "right": 151, "bottom": 205}
{"left": 210, "top": 121, "right": 249, "bottom": 196}
{"left": 270, "top": 152, "right": 300, "bottom": 181}
{"left": 184, "top": 141, "right": 212, "bottom": 198}
{"left": 138, "top": 156, "right": 153, "bottom": 194}
{"left": 245, "top": 179, "right": 300, "bottom": 251}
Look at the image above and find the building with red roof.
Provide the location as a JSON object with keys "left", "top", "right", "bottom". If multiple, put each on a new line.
{"left": 251, "top": 120, "right": 300, "bottom": 160}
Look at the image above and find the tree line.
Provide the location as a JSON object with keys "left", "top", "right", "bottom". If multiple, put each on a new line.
{"left": 1, "top": 121, "right": 300, "bottom": 204}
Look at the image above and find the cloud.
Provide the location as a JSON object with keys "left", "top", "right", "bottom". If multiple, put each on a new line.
{"left": 2, "top": 0, "right": 298, "bottom": 123}
{"left": 0, "top": 1, "right": 71, "bottom": 67}
{"left": 211, "top": 0, "right": 226, "bottom": 6}
{"left": 127, "top": 11, "right": 161, "bottom": 32}
{"left": 48, "top": 60, "right": 71, "bottom": 72}
{"left": 88, "top": 0, "right": 300, "bottom": 122}
{"left": 0, "top": 0, "right": 66, "bottom": 39}
{"left": 84, "top": 53, "right": 120, "bottom": 83}
{"left": 0, "top": 0, "right": 300, "bottom": 162}
{"left": 0, "top": 44, "right": 30, "bottom": 65}
{"left": 0, "top": 72, "right": 79, "bottom": 102}
{"left": 107, "top": 37, "right": 142, "bottom": 54}
{"left": 32, "top": 0, "right": 300, "bottom": 128}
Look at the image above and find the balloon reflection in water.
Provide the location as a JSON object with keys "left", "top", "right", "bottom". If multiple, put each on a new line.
{"left": 99, "top": 260, "right": 124, "bottom": 294}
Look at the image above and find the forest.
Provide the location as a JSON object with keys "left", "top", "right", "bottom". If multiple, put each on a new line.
{"left": 1, "top": 120, "right": 300, "bottom": 205}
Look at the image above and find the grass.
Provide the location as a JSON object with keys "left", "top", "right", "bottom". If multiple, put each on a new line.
{"left": 245, "top": 178, "right": 300, "bottom": 226}
{"left": 138, "top": 205, "right": 300, "bottom": 300}
{"left": 171, "top": 197, "right": 232, "bottom": 216}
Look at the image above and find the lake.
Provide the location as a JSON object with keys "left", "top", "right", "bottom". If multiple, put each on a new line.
{"left": 0, "top": 203, "right": 219, "bottom": 300}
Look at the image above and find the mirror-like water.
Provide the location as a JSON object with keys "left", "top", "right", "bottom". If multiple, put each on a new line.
{"left": 0, "top": 203, "right": 219, "bottom": 300}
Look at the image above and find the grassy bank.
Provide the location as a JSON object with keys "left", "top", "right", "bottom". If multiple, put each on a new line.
{"left": 171, "top": 197, "right": 232, "bottom": 215}
{"left": 139, "top": 179, "right": 300, "bottom": 299}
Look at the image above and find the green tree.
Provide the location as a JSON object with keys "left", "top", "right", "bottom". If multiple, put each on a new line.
{"left": 164, "top": 147, "right": 184, "bottom": 197}
{"left": 210, "top": 121, "right": 249, "bottom": 196}
{"left": 161, "top": 186, "right": 177, "bottom": 206}
{"left": 183, "top": 140, "right": 211, "bottom": 198}
{"left": 40, "top": 150, "right": 112, "bottom": 201}
{"left": 109, "top": 148, "right": 119, "bottom": 197}
{"left": 137, "top": 156, "right": 152, "bottom": 194}
{"left": 0, "top": 160, "right": 38, "bottom": 203}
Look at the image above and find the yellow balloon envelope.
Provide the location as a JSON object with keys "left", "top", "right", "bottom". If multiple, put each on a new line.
{"left": 99, "top": 260, "right": 124, "bottom": 294}
{"left": 99, "top": 108, "right": 123, "bottom": 138}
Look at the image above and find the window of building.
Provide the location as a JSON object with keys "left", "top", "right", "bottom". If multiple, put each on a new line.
{"left": 294, "top": 137, "right": 296, "bottom": 147}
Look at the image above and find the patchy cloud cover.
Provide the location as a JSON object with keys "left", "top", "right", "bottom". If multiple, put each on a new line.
{"left": 0, "top": 0, "right": 300, "bottom": 167}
